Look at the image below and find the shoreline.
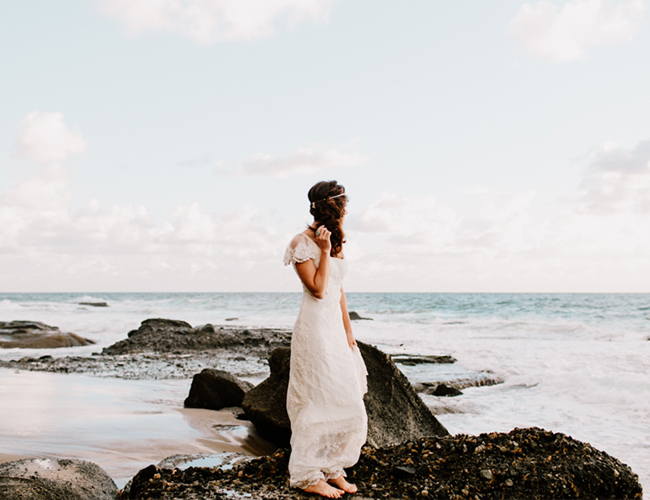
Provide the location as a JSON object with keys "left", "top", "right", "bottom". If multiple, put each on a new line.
{"left": 0, "top": 367, "right": 276, "bottom": 488}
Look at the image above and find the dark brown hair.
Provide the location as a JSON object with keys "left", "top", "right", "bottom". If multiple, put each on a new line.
{"left": 308, "top": 180, "right": 347, "bottom": 257}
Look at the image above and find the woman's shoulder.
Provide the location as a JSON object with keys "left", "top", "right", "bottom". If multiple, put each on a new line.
{"left": 289, "top": 232, "right": 317, "bottom": 248}
{"left": 283, "top": 233, "right": 318, "bottom": 266}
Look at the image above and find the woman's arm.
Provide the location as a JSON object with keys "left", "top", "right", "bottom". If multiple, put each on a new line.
{"left": 295, "top": 226, "right": 331, "bottom": 299}
{"left": 340, "top": 286, "right": 356, "bottom": 348}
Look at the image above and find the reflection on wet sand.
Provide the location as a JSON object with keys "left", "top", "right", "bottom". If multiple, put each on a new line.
{"left": 0, "top": 369, "right": 275, "bottom": 487}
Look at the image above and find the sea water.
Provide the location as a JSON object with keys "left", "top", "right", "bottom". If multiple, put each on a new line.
{"left": 0, "top": 292, "right": 648, "bottom": 488}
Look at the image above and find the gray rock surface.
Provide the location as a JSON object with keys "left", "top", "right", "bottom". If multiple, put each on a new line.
{"left": 241, "top": 348, "right": 292, "bottom": 447}
{"left": 0, "top": 321, "right": 95, "bottom": 349}
{"left": 242, "top": 342, "right": 449, "bottom": 448}
{"left": 184, "top": 368, "right": 254, "bottom": 410}
{"left": 359, "top": 342, "right": 450, "bottom": 447}
{"left": 392, "top": 354, "right": 456, "bottom": 365}
{"left": 102, "top": 318, "right": 291, "bottom": 355}
{"left": 0, "top": 458, "right": 118, "bottom": 500}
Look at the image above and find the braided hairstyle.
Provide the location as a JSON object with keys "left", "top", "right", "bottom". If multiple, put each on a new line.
{"left": 308, "top": 180, "right": 347, "bottom": 257}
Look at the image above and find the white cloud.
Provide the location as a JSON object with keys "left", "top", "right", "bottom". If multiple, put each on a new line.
{"left": 98, "top": 0, "right": 334, "bottom": 42}
{"left": 16, "top": 112, "right": 87, "bottom": 164}
{"left": 221, "top": 144, "right": 366, "bottom": 178}
{"left": 0, "top": 112, "right": 291, "bottom": 290}
{"left": 509, "top": 0, "right": 644, "bottom": 62}
{"left": 2, "top": 165, "right": 71, "bottom": 211}
{"left": 352, "top": 193, "right": 460, "bottom": 250}
{"left": 579, "top": 139, "right": 650, "bottom": 213}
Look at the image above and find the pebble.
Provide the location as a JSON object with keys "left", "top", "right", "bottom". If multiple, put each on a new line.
{"left": 480, "top": 469, "right": 493, "bottom": 481}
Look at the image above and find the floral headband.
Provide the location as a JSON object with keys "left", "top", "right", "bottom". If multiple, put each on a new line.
{"left": 311, "top": 192, "right": 346, "bottom": 209}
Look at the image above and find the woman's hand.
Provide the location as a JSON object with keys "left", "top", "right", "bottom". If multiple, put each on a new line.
{"left": 346, "top": 332, "right": 357, "bottom": 349}
{"left": 314, "top": 225, "right": 331, "bottom": 254}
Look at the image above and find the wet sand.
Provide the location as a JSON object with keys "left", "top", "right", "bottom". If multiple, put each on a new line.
{"left": 0, "top": 368, "right": 276, "bottom": 488}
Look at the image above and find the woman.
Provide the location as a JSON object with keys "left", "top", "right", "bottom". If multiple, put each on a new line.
{"left": 283, "top": 180, "right": 368, "bottom": 498}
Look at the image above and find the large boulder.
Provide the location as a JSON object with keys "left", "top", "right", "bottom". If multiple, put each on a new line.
{"left": 0, "top": 458, "right": 118, "bottom": 500}
{"left": 184, "top": 369, "right": 254, "bottom": 410}
{"left": 0, "top": 321, "right": 95, "bottom": 349}
{"left": 360, "top": 342, "right": 449, "bottom": 447}
{"left": 241, "top": 342, "right": 449, "bottom": 448}
{"left": 241, "top": 348, "right": 292, "bottom": 447}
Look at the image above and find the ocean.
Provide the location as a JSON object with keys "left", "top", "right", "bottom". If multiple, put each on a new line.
{"left": 0, "top": 292, "right": 648, "bottom": 489}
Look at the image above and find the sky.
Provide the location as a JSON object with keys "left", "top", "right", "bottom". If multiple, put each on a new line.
{"left": 1, "top": 0, "right": 649, "bottom": 293}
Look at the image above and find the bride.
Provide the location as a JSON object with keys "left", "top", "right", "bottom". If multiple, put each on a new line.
{"left": 283, "top": 180, "right": 368, "bottom": 498}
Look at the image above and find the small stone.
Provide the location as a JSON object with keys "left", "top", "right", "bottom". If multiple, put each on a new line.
{"left": 481, "top": 469, "right": 494, "bottom": 481}
{"left": 505, "top": 479, "right": 514, "bottom": 487}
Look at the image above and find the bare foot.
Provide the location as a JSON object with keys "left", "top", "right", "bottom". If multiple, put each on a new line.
{"left": 303, "top": 479, "right": 344, "bottom": 498}
{"left": 328, "top": 475, "right": 358, "bottom": 494}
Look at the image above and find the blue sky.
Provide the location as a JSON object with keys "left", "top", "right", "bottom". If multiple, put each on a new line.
{"left": 1, "top": 0, "right": 649, "bottom": 292}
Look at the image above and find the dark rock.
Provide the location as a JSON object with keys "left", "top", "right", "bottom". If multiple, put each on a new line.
{"left": 184, "top": 369, "right": 254, "bottom": 410}
{"left": 79, "top": 301, "right": 108, "bottom": 307}
{"left": 392, "top": 465, "right": 416, "bottom": 478}
{"left": 225, "top": 317, "right": 238, "bottom": 321}
{"left": 103, "top": 318, "right": 289, "bottom": 355}
{"left": 38, "top": 355, "right": 53, "bottom": 361}
{"left": 428, "top": 384, "right": 463, "bottom": 397}
{"left": 349, "top": 311, "right": 372, "bottom": 320}
{"left": 241, "top": 342, "right": 449, "bottom": 449}
{"left": 392, "top": 354, "right": 456, "bottom": 365}
{"left": 241, "top": 348, "right": 292, "bottom": 447}
{"left": 413, "top": 376, "right": 504, "bottom": 394}
{"left": 127, "top": 428, "right": 642, "bottom": 499}
{"left": 359, "top": 342, "right": 449, "bottom": 447}
{"left": 0, "top": 321, "right": 95, "bottom": 349}
{"left": 0, "top": 458, "right": 118, "bottom": 500}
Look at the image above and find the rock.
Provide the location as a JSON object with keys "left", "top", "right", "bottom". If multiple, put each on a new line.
{"left": 103, "top": 318, "right": 290, "bottom": 355}
{"left": 0, "top": 321, "right": 95, "bottom": 349}
{"left": 241, "top": 348, "right": 292, "bottom": 447}
{"left": 0, "top": 458, "right": 118, "bottom": 500}
{"left": 428, "top": 384, "right": 463, "bottom": 397}
{"left": 241, "top": 342, "right": 449, "bottom": 448}
{"left": 79, "top": 302, "right": 108, "bottom": 307}
{"left": 127, "top": 428, "right": 643, "bottom": 499}
{"left": 359, "top": 342, "right": 449, "bottom": 447}
{"left": 184, "top": 369, "right": 254, "bottom": 410}
{"left": 349, "top": 311, "right": 372, "bottom": 320}
{"left": 480, "top": 468, "right": 494, "bottom": 481}
{"left": 392, "top": 354, "right": 456, "bottom": 365}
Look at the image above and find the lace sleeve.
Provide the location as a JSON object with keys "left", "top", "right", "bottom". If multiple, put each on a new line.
{"left": 283, "top": 237, "right": 317, "bottom": 266}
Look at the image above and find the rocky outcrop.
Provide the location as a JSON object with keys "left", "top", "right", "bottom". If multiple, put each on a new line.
{"left": 392, "top": 354, "right": 456, "bottom": 365}
{"left": 0, "top": 321, "right": 95, "bottom": 349}
{"left": 241, "top": 342, "right": 449, "bottom": 448}
{"left": 184, "top": 369, "right": 254, "bottom": 410}
{"left": 349, "top": 311, "right": 372, "bottom": 320}
{"left": 102, "top": 318, "right": 291, "bottom": 355}
{"left": 241, "top": 348, "right": 292, "bottom": 447}
{"left": 0, "top": 458, "right": 118, "bottom": 500}
{"left": 359, "top": 342, "right": 449, "bottom": 447}
{"left": 427, "top": 383, "right": 463, "bottom": 396}
{"left": 127, "top": 427, "right": 643, "bottom": 499}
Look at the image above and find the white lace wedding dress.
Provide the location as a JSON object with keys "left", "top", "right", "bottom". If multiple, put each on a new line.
{"left": 283, "top": 233, "right": 368, "bottom": 488}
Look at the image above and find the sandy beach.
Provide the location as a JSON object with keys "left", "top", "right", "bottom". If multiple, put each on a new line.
{"left": 0, "top": 368, "right": 276, "bottom": 488}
